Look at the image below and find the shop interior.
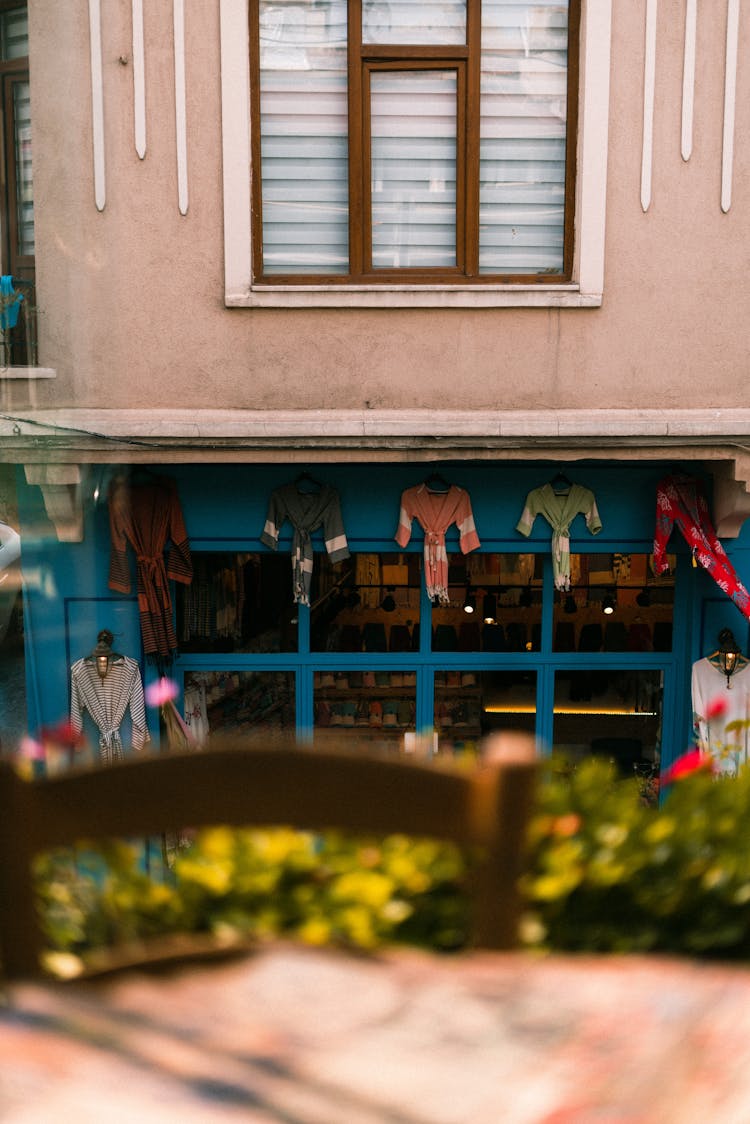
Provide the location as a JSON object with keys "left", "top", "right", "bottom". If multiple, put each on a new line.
{"left": 174, "top": 549, "right": 673, "bottom": 773}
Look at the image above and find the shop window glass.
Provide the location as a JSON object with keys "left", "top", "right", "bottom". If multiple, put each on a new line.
{"left": 310, "top": 552, "right": 421, "bottom": 653}
{"left": 182, "top": 670, "right": 295, "bottom": 741}
{"left": 552, "top": 553, "right": 675, "bottom": 653}
{"left": 0, "top": 467, "right": 23, "bottom": 755}
{"left": 175, "top": 552, "right": 297, "bottom": 654}
{"left": 552, "top": 669, "right": 663, "bottom": 774}
{"left": 436, "top": 669, "right": 536, "bottom": 759}
{"left": 313, "top": 669, "right": 416, "bottom": 752}
{"left": 435, "top": 552, "right": 541, "bottom": 652}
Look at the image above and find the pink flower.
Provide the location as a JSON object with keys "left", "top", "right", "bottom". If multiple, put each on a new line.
{"left": 145, "top": 676, "right": 179, "bottom": 707}
{"left": 18, "top": 736, "right": 45, "bottom": 760}
{"left": 705, "top": 696, "right": 728, "bottom": 721}
{"left": 662, "top": 749, "right": 714, "bottom": 785}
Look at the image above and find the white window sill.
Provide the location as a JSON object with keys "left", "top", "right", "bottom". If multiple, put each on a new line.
{"left": 0, "top": 367, "right": 56, "bottom": 379}
{"left": 226, "top": 285, "right": 602, "bottom": 310}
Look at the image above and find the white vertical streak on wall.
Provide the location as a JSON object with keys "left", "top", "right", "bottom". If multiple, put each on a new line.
{"left": 220, "top": 0, "right": 252, "bottom": 299}
{"left": 641, "top": 0, "right": 657, "bottom": 211}
{"left": 88, "top": 0, "right": 106, "bottom": 210}
{"left": 576, "top": 0, "right": 612, "bottom": 299}
{"left": 721, "top": 0, "right": 740, "bottom": 212}
{"left": 174, "top": 0, "right": 188, "bottom": 214}
{"left": 681, "top": 0, "right": 696, "bottom": 160}
{"left": 132, "top": 0, "right": 146, "bottom": 159}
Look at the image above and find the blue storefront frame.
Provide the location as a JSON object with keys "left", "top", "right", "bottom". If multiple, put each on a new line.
{"left": 13, "top": 459, "right": 750, "bottom": 776}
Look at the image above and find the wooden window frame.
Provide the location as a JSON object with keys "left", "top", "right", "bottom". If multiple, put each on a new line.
{"left": 3, "top": 71, "right": 33, "bottom": 282}
{"left": 0, "top": 1, "right": 32, "bottom": 284}
{"left": 249, "top": 0, "right": 579, "bottom": 288}
{"left": 360, "top": 60, "right": 467, "bottom": 279}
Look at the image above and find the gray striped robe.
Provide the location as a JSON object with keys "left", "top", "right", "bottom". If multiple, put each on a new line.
{"left": 70, "top": 655, "right": 150, "bottom": 765}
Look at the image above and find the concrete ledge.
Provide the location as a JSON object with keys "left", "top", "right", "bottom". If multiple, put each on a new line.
{"left": 0, "top": 367, "right": 57, "bottom": 380}
{"left": 227, "top": 287, "right": 603, "bottom": 310}
{"left": 2, "top": 407, "right": 750, "bottom": 441}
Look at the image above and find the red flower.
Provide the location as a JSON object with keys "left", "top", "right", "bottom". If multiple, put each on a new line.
{"left": 662, "top": 749, "right": 714, "bottom": 785}
{"left": 40, "top": 720, "right": 87, "bottom": 750}
{"left": 705, "top": 696, "right": 728, "bottom": 721}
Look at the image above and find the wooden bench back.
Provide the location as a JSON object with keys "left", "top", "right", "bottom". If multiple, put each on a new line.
{"left": 0, "top": 737, "right": 537, "bottom": 979}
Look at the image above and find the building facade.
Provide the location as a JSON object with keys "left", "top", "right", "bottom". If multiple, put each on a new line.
{"left": 1, "top": 0, "right": 750, "bottom": 784}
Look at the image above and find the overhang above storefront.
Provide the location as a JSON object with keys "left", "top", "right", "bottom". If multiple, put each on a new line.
{"left": 3, "top": 408, "right": 750, "bottom": 540}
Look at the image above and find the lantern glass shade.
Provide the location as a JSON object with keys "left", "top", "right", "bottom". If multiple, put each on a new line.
{"left": 719, "top": 629, "right": 742, "bottom": 682}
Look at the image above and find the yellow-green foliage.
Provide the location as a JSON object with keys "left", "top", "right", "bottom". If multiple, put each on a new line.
{"left": 36, "top": 829, "right": 469, "bottom": 958}
{"left": 34, "top": 757, "right": 750, "bottom": 963}
{"left": 524, "top": 757, "right": 750, "bottom": 956}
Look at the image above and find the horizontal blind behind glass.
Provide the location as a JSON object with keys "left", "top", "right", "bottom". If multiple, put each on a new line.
{"left": 363, "top": 0, "right": 466, "bottom": 45}
{"left": 370, "top": 71, "right": 457, "bottom": 270}
{"left": 259, "top": 0, "right": 349, "bottom": 275}
{"left": 13, "top": 79, "right": 32, "bottom": 257}
{"left": 479, "top": 0, "right": 569, "bottom": 275}
{"left": 0, "top": 9, "right": 27, "bottom": 61}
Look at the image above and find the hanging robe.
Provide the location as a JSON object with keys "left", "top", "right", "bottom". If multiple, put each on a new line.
{"left": 261, "top": 483, "right": 350, "bottom": 606}
{"left": 395, "top": 484, "right": 480, "bottom": 604}
{"left": 108, "top": 474, "right": 193, "bottom": 661}
{"left": 70, "top": 655, "right": 150, "bottom": 765}
{"left": 691, "top": 655, "right": 750, "bottom": 775}
{"left": 516, "top": 483, "right": 602, "bottom": 591}
{"left": 654, "top": 473, "right": 750, "bottom": 620}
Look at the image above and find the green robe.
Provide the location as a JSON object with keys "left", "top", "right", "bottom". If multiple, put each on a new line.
{"left": 516, "top": 483, "right": 602, "bottom": 591}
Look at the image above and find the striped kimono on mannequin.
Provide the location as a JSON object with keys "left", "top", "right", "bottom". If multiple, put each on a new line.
{"left": 70, "top": 655, "right": 150, "bottom": 765}
{"left": 108, "top": 474, "right": 193, "bottom": 662}
{"left": 654, "top": 473, "right": 750, "bottom": 620}
{"left": 261, "top": 483, "right": 350, "bottom": 606}
{"left": 395, "top": 484, "right": 480, "bottom": 604}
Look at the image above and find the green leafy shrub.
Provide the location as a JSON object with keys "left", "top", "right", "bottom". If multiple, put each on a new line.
{"left": 524, "top": 756, "right": 750, "bottom": 957}
{"left": 34, "top": 755, "right": 750, "bottom": 969}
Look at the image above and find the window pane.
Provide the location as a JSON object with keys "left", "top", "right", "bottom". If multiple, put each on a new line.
{"left": 183, "top": 671, "right": 296, "bottom": 742}
{"left": 435, "top": 552, "right": 541, "bottom": 652}
{"left": 0, "top": 563, "right": 24, "bottom": 751}
{"left": 553, "top": 669, "right": 663, "bottom": 779}
{"left": 314, "top": 669, "right": 416, "bottom": 753}
{"left": 479, "top": 0, "right": 569, "bottom": 275}
{"left": 363, "top": 0, "right": 465, "bottom": 45}
{"left": 436, "top": 669, "right": 536, "bottom": 759}
{"left": 13, "top": 79, "right": 33, "bottom": 257}
{"left": 552, "top": 553, "right": 675, "bottom": 653}
{"left": 259, "top": 0, "right": 349, "bottom": 274}
{"left": 370, "top": 70, "right": 457, "bottom": 270}
{"left": 0, "top": 8, "right": 27, "bottom": 61}
{"left": 310, "top": 552, "right": 420, "bottom": 654}
{"left": 175, "top": 553, "right": 298, "bottom": 653}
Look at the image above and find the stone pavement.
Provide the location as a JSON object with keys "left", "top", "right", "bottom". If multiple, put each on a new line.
{"left": 4, "top": 943, "right": 750, "bottom": 1122}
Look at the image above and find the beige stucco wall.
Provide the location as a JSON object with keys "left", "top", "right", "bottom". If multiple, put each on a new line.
{"left": 28, "top": 1, "right": 750, "bottom": 414}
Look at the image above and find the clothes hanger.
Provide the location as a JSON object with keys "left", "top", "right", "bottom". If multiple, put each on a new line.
{"left": 549, "top": 470, "right": 572, "bottom": 494}
{"left": 294, "top": 470, "right": 323, "bottom": 494}
{"left": 424, "top": 472, "right": 451, "bottom": 494}
{"left": 127, "top": 465, "right": 163, "bottom": 485}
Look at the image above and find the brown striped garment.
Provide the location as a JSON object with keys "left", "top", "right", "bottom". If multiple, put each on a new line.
{"left": 108, "top": 474, "right": 193, "bottom": 660}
